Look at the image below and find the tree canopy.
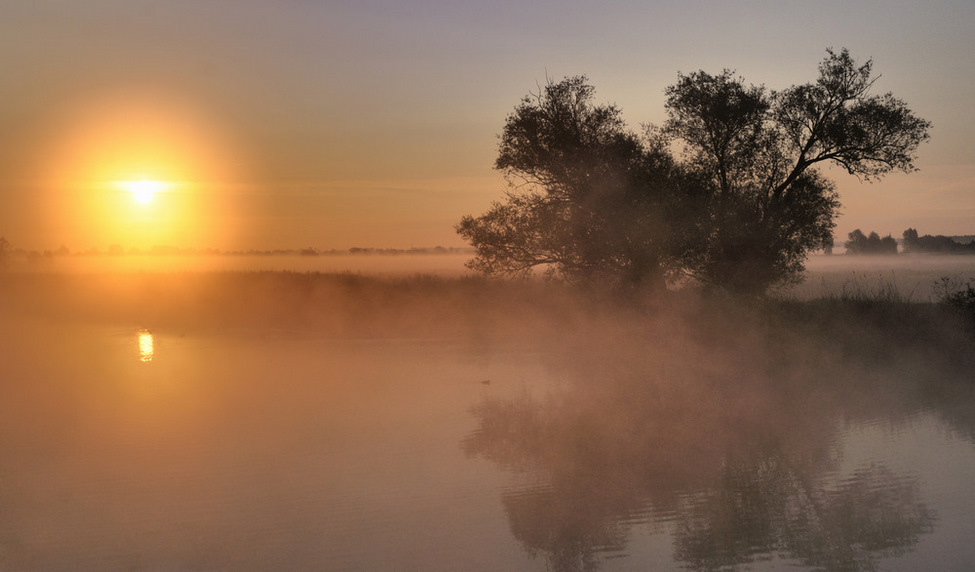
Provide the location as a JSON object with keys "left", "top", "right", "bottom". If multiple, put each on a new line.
{"left": 457, "top": 76, "right": 686, "bottom": 288}
{"left": 661, "top": 48, "right": 929, "bottom": 293}
{"left": 458, "top": 49, "right": 931, "bottom": 294}
{"left": 902, "top": 228, "right": 975, "bottom": 254}
{"left": 845, "top": 229, "right": 898, "bottom": 255}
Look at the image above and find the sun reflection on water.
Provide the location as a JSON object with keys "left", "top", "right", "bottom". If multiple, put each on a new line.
{"left": 138, "top": 330, "right": 154, "bottom": 362}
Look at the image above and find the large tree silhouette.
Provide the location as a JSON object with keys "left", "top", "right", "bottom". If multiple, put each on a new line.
{"left": 458, "top": 49, "right": 930, "bottom": 295}
{"left": 663, "top": 48, "right": 929, "bottom": 293}
{"left": 456, "top": 77, "right": 689, "bottom": 288}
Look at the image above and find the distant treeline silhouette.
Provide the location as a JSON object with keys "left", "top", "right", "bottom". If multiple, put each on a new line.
{"left": 0, "top": 242, "right": 472, "bottom": 260}
{"left": 844, "top": 229, "right": 898, "bottom": 255}
{"left": 844, "top": 228, "right": 975, "bottom": 255}
{"left": 902, "top": 228, "right": 975, "bottom": 254}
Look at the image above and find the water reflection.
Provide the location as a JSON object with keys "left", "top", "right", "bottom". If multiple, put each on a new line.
{"left": 462, "top": 333, "right": 960, "bottom": 571}
{"left": 138, "top": 329, "right": 154, "bottom": 362}
{"left": 674, "top": 460, "right": 934, "bottom": 571}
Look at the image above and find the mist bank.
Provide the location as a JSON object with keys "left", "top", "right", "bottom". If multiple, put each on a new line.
{"left": 5, "top": 251, "right": 975, "bottom": 301}
{"left": 0, "top": 251, "right": 473, "bottom": 276}
{"left": 2, "top": 270, "right": 972, "bottom": 376}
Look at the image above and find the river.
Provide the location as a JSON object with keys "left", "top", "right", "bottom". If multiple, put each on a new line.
{"left": 0, "top": 270, "right": 973, "bottom": 570}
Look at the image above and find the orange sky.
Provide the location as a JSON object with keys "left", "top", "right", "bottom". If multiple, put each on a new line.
{"left": 1, "top": 1, "right": 973, "bottom": 251}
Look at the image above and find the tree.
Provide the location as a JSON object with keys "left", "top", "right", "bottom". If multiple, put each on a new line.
{"left": 880, "top": 234, "right": 899, "bottom": 254}
{"left": 845, "top": 229, "right": 898, "bottom": 254}
{"left": 902, "top": 228, "right": 920, "bottom": 252}
{"left": 845, "top": 229, "right": 869, "bottom": 254}
{"left": 458, "top": 50, "right": 930, "bottom": 295}
{"left": 456, "top": 76, "right": 684, "bottom": 288}
{"left": 661, "top": 48, "right": 930, "bottom": 293}
{"left": 902, "top": 228, "right": 975, "bottom": 254}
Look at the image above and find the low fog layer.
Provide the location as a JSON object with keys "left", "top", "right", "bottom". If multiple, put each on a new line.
{"left": 2, "top": 266, "right": 973, "bottom": 354}
{"left": 0, "top": 252, "right": 474, "bottom": 277}
{"left": 784, "top": 254, "right": 975, "bottom": 301}
{"left": 6, "top": 250, "right": 975, "bottom": 300}
{"left": 1, "top": 269, "right": 973, "bottom": 569}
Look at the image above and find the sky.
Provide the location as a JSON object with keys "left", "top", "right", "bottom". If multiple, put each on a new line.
{"left": 1, "top": 0, "right": 973, "bottom": 251}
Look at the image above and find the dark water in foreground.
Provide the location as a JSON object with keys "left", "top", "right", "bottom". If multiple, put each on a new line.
{"left": 0, "top": 284, "right": 974, "bottom": 570}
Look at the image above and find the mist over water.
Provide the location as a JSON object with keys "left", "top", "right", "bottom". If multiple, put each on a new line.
{"left": 0, "top": 258, "right": 973, "bottom": 570}
{"left": 10, "top": 250, "right": 975, "bottom": 300}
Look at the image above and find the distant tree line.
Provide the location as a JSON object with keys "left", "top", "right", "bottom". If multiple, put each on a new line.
{"left": 902, "top": 228, "right": 975, "bottom": 254}
{"left": 843, "top": 228, "right": 975, "bottom": 255}
{"left": 0, "top": 240, "right": 471, "bottom": 261}
{"left": 844, "top": 229, "right": 898, "bottom": 255}
{"left": 458, "top": 49, "right": 931, "bottom": 295}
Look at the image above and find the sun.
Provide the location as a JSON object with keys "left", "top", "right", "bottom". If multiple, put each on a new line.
{"left": 45, "top": 93, "right": 252, "bottom": 250}
{"left": 117, "top": 179, "right": 168, "bottom": 204}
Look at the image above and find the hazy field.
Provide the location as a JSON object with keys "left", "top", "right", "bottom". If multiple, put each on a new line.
{"left": 784, "top": 253, "right": 975, "bottom": 301}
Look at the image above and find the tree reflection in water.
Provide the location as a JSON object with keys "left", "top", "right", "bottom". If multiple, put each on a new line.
{"left": 461, "top": 308, "right": 953, "bottom": 572}
{"left": 675, "top": 460, "right": 934, "bottom": 571}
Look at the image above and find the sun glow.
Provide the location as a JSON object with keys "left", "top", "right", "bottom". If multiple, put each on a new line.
{"left": 118, "top": 179, "right": 168, "bottom": 204}
{"left": 44, "top": 92, "right": 250, "bottom": 251}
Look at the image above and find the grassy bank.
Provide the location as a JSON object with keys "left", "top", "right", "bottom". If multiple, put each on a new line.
{"left": 2, "top": 270, "right": 972, "bottom": 371}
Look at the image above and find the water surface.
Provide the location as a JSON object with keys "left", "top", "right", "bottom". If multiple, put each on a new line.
{"left": 0, "top": 276, "right": 973, "bottom": 570}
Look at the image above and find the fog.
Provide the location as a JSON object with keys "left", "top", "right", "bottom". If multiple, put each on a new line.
{"left": 9, "top": 250, "right": 975, "bottom": 300}
{"left": 2, "top": 252, "right": 474, "bottom": 277}
{"left": 784, "top": 253, "right": 975, "bottom": 301}
{"left": 1, "top": 258, "right": 973, "bottom": 570}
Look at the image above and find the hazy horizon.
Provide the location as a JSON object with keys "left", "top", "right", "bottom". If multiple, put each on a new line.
{"left": 1, "top": 2, "right": 974, "bottom": 252}
{"left": 3, "top": 5, "right": 975, "bottom": 567}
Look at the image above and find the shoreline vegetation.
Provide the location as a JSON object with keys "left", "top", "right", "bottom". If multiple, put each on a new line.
{"left": 2, "top": 269, "right": 973, "bottom": 376}
{"left": 3, "top": 232, "right": 975, "bottom": 261}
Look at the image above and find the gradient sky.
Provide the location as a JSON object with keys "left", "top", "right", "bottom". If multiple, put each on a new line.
{"left": 2, "top": 0, "right": 973, "bottom": 251}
